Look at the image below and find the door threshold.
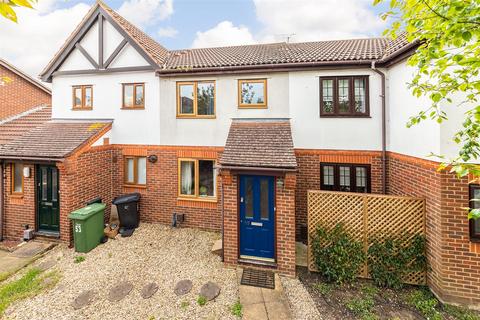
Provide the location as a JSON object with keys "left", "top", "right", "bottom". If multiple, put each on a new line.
{"left": 35, "top": 230, "right": 60, "bottom": 239}
{"left": 238, "top": 257, "right": 277, "bottom": 268}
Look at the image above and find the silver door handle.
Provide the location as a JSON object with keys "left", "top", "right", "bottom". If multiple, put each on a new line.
{"left": 44, "top": 202, "right": 53, "bottom": 206}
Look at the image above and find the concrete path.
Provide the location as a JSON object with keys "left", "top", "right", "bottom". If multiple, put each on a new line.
{"left": 0, "top": 241, "right": 54, "bottom": 279}
{"left": 237, "top": 269, "right": 292, "bottom": 320}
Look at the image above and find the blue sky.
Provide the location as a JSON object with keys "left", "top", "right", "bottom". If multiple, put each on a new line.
{"left": 0, "top": 0, "right": 391, "bottom": 77}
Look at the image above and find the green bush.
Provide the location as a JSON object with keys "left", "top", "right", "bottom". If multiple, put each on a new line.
{"left": 368, "top": 234, "right": 427, "bottom": 289}
{"left": 311, "top": 223, "right": 365, "bottom": 285}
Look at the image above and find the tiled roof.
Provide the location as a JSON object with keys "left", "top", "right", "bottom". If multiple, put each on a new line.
{"left": 0, "top": 105, "right": 51, "bottom": 145}
{"left": 0, "top": 120, "right": 112, "bottom": 159}
{"left": 41, "top": 2, "right": 417, "bottom": 78}
{"left": 163, "top": 38, "right": 390, "bottom": 71}
{"left": 220, "top": 119, "right": 297, "bottom": 169}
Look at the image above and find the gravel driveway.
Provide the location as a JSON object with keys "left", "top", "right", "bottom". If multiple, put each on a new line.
{"left": 5, "top": 224, "right": 239, "bottom": 320}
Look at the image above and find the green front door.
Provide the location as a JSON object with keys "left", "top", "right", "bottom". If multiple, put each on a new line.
{"left": 37, "top": 165, "right": 60, "bottom": 232}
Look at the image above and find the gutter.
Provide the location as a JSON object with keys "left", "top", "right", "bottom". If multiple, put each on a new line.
{"left": 219, "top": 165, "right": 297, "bottom": 172}
{"left": 371, "top": 61, "right": 387, "bottom": 194}
{"left": 0, "top": 156, "right": 64, "bottom": 162}
{"left": 156, "top": 60, "right": 374, "bottom": 76}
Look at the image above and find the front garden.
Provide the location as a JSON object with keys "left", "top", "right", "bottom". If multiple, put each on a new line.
{"left": 302, "top": 223, "right": 480, "bottom": 320}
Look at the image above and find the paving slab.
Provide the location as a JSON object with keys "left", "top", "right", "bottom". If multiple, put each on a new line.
{"left": 0, "top": 241, "right": 54, "bottom": 279}
{"left": 200, "top": 281, "right": 221, "bottom": 301}
{"left": 72, "top": 290, "right": 96, "bottom": 310}
{"left": 108, "top": 281, "right": 133, "bottom": 302}
{"left": 174, "top": 279, "right": 192, "bottom": 296}
{"left": 12, "top": 242, "right": 52, "bottom": 258}
{"left": 141, "top": 282, "right": 158, "bottom": 299}
{"left": 243, "top": 302, "right": 268, "bottom": 320}
{"left": 237, "top": 268, "right": 292, "bottom": 320}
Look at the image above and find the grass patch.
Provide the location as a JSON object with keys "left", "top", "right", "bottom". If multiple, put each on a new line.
{"left": 313, "top": 282, "right": 332, "bottom": 296}
{"left": 230, "top": 300, "right": 242, "bottom": 318}
{"left": 405, "top": 287, "right": 442, "bottom": 320}
{"left": 73, "top": 256, "right": 85, "bottom": 264}
{"left": 444, "top": 304, "right": 480, "bottom": 320}
{"left": 0, "top": 268, "right": 60, "bottom": 316}
{"left": 197, "top": 295, "right": 207, "bottom": 306}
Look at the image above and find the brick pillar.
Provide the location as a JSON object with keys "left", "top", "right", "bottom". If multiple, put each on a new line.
{"left": 221, "top": 170, "right": 238, "bottom": 267}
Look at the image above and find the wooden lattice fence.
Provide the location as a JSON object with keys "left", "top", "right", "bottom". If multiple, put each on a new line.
{"left": 307, "top": 190, "right": 426, "bottom": 285}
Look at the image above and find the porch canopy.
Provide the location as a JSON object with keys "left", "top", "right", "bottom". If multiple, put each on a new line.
{"left": 0, "top": 119, "right": 112, "bottom": 161}
{"left": 220, "top": 119, "right": 297, "bottom": 171}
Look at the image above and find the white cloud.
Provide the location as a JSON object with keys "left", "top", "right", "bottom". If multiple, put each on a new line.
{"left": 0, "top": 3, "right": 91, "bottom": 80}
{"left": 158, "top": 26, "right": 178, "bottom": 38}
{"left": 190, "top": 0, "right": 385, "bottom": 49}
{"left": 118, "top": 0, "right": 173, "bottom": 29}
{"left": 253, "top": 0, "right": 386, "bottom": 42}
{"left": 191, "top": 21, "right": 256, "bottom": 48}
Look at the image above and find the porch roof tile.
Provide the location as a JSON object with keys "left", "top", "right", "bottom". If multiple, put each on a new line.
{"left": 220, "top": 119, "right": 297, "bottom": 169}
{"left": 0, "top": 119, "right": 112, "bottom": 160}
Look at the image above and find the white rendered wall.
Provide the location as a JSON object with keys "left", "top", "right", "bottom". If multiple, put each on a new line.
{"left": 158, "top": 73, "right": 290, "bottom": 146}
{"left": 289, "top": 69, "right": 383, "bottom": 150}
{"left": 52, "top": 71, "right": 160, "bottom": 145}
{"left": 386, "top": 61, "right": 441, "bottom": 160}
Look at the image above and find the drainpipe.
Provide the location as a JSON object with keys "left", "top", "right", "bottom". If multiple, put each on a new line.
{"left": 0, "top": 161, "right": 4, "bottom": 241}
{"left": 220, "top": 171, "right": 225, "bottom": 262}
{"left": 371, "top": 61, "right": 387, "bottom": 194}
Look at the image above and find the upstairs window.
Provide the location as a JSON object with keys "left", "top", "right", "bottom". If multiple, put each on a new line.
{"left": 177, "top": 81, "right": 215, "bottom": 118}
{"left": 320, "top": 76, "right": 369, "bottom": 117}
{"left": 178, "top": 159, "right": 216, "bottom": 200}
{"left": 11, "top": 163, "right": 23, "bottom": 195}
{"left": 124, "top": 156, "right": 147, "bottom": 186}
{"left": 320, "top": 163, "right": 370, "bottom": 193}
{"left": 470, "top": 184, "right": 480, "bottom": 241}
{"left": 122, "top": 83, "right": 145, "bottom": 109}
{"left": 72, "top": 85, "right": 92, "bottom": 110}
{"left": 238, "top": 79, "right": 267, "bottom": 108}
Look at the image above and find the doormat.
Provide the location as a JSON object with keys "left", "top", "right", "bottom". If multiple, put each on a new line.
{"left": 240, "top": 268, "right": 275, "bottom": 289}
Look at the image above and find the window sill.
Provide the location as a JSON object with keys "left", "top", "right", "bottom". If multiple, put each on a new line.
{"left": 320, "top": 114, "right": 371, "bottom": 118}
{"left": 238, "top": 105, "right": 268, "bottom": 109}
{"left": 177, "top": 197, "right": 217, "bottom": 203}
{"left": 121, "top": 106, "right": 145, "bottom": 110}
{"left": 176, "top": 115, "right": 216, "bottom": 119}
{"left": 10, "top": 194, "right": 24, "bottom": 199}
{"left": 123, "top": 184, "right": 147, "bottom": 189}
{"left": 72, "top": 107, "right": 93, "bottom": 111}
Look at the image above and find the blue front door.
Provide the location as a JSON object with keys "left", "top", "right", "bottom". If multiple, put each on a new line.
{"left": 239, "top": 175, "right": 275, "bottom": 261}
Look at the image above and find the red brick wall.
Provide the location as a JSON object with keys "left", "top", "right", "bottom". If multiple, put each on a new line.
{"left": 221, "top": 170, "right": 297, "bottom": 276}
{"left": 58, "top": 147, "right": 114, "bottom": 243}
{"left": 0, "top": 65, "right": 51, "bottom": 120}
{"left": 110, "top": 146, "right": 223, "bottom": 231}
{"left": 387, "top": 152, "right": 480, "bottom": 307}
{"left": 294, "top": 149, "right": 383, "bottom": 241}
{"left": 2, "top": 163, "right": 36, "bottom": 241}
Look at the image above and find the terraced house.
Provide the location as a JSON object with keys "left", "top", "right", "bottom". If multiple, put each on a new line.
{"left": 0, "top": 1, "right": 478, "bottom": 308}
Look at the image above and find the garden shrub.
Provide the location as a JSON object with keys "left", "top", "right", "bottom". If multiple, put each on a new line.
{"left": 311, "top": 223, "right": 365, "bottom": 285}
{"left": 368, "top": 234, "right": 427, "bottom": 289}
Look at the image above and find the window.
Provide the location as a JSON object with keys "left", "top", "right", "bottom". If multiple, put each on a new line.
{"left": 122, "top": 83, "right": 144, "bottom": 109}
{"left": 72, "top": 85, "right": 93, "bottom": 109}
{"left": 469, "top": 184, "right": 480, "bottom": 241}
{"left": 124, "top": 156, "right": 146, "bottom": 186}
{"left": 178, "top": 159, "right": 216, "bottom": 200}
{"left": 320, "top": 76, "right": 369, "bottom": 116}
{"left": 320, "top": 163, "right": 370, "bottom": 193}
{"left": 177, "top": 81, "right": 215, "bottom": 117}
{"left": 11, "top": 163, "right": 23, "bottom": 194}
{"left": 238, "top": 79, "right": 267, "bottom": 108}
